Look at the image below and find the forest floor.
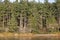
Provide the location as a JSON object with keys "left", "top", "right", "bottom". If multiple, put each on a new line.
{"left": 0, "top": 32, "right": 59, "bottom": 38}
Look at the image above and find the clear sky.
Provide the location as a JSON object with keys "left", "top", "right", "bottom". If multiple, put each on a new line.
{"left": 2, "top": 0, "right": 55, "bottom": 3}
{"left": 34, "top": 0, "right": 55, "bottom": 3}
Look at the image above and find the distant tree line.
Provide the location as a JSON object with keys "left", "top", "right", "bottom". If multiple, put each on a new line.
{"left": 0, "top": 0, "right": 60, "bottom": 34}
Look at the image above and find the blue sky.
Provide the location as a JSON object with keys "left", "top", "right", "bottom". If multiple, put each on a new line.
{"left": 48, "top": 0, "right": 55, "bottom": 3}
{"left": 2, "top": 0, "right": 55, "bottom": 3}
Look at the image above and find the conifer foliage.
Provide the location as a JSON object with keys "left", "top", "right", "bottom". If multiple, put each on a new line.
{"left": 0, "top": 0, "right": 60, "bottom": 33}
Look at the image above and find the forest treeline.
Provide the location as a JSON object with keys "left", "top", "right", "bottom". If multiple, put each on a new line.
{"left": 0, "top": 0, "right": 60, "bottom": 34}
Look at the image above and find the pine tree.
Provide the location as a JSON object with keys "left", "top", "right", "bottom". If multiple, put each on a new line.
{"left": 55, "top": 0, "right": 60, "bottom": 31}
{"left": 4, "top": 0, "right": 9, "bottom": 4}
{"left": 15, "top": 0, "right": 18, "bottom": 3}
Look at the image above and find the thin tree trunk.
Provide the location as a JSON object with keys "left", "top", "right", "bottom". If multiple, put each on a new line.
{"left": 58, "top": 17, "right": 60, "bottom": 32}
{"left": 3, "top": 15, "right": 4, "bottom": 31}
{"left": 19, "top": 13, "right": 23, "bottom": 33}
{"left": 42, "top": 16, "right": 47, "bottom": 32}
{"left": 5, "top": 14, "right": 8, "bottom": 32}
{"left": 23, "top": 17, "right": 27, "bottom": 33}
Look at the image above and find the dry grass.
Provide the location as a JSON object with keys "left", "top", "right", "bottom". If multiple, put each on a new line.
{"left": 0, "top": 32, "right": 59, "bottom": 38}
{"left": 0, "top": 32, "right": 34, "bottom": 37}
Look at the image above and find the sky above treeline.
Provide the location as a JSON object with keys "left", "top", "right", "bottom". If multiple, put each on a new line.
{"left": 2, "top": 0, "right": 55, "bottom": 3}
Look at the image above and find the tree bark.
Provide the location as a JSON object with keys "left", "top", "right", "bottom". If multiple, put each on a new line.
{"left": 3, "top": 15, "right": 4, "bottom": 31}
{"left": 23, "top": 17, "right": 27, "bottom": 33}
{"left": 19, "top": 13, "right": 24, "bottom": 33}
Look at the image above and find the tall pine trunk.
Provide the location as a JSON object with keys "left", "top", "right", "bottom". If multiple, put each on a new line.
{"left": 23, "top": 16, "right": 27, "bottom": 33}
{"left": 3, "top": 15, "right": 4, "bottom": 31}
{"left": 19, "top": 13, "right": 24, "bottom": 33}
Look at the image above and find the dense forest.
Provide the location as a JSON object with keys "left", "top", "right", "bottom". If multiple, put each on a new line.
{"left": 0, "top": 0, "right": 60, "bottom": 34}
